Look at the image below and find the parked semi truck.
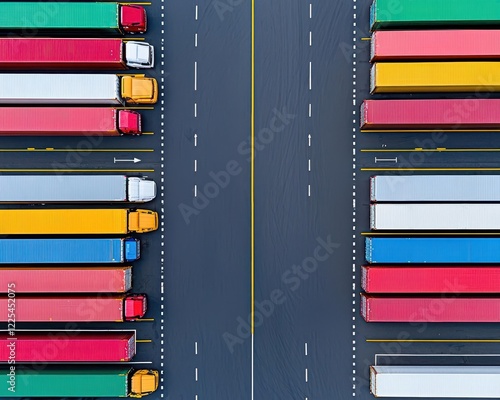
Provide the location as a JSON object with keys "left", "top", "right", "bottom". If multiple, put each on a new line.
{"left": 0, "top": 38, "right": 154, "bottom": 69}
{"left": 0, "top": 2, "right": 147, "bottom": 33}
{"left": 0, "top": 238, "right": 139, "bottom": 264}
{"left": 0, "top": 74, "right": 157, "bottom": 105}
{"left": 371, "top": 30, "right": 500, "bottom": 61}
{"left": 0, "top": 294, "right": 146, "bottom": 322}
{"left": 361, "top": 99, "right": 500, "bottom": 130}
{"left": 0, "top": 331, "right": 136, "bottom": 362}
{"left": 362, "top": 266, "right": 500, "bottom": 293}
{"left": 370, "top": 62, "right": 500, "bottom": 93}
{"left": 0, "top": 208, "right": 158, "bottom": 234}
{"left": 370, "top": 366, "right": 500, "bottom": 398}
{"left": 0, "top": 175, "right": 155, "bottom": 202}
{"left": 370, "top": 0, "right": 500, "bottom": 30}
{"left": 365, "top": 237, "right": 500, "bottom": 263}
{"left": 0, "top": 367, "right": 158, "bottom": 398}
{"left": 370, "top": 203, "right": 500, "bottom": 230}
{"left": 362, "top": 294, "right": 500, "bottom": 322}
{"left": 0, "top": 107, "right": 144, "bottom": 136}
{"left": 0, "top": 266, "right": 133, "bottom": 293}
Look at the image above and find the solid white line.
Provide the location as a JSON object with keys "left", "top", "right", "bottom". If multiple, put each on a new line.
{"left": 195, "top": 33, "right": 198, "bottom": 47}
{"left": 305, "top": 368, "right": 309, "bottom": 382}
{"left": 305, "top": 342, "right": 308, "bottom": 356}
{"left": 309, "top": 62, "right": 312, "bottom": 90}
{"left": 309, "top": 31, "right": 312, "bottom": 47}
{"left": 195, "top": 342, "right": 198, "bottom": 355}
{"left": 195, "top": 368, "right": 198, "bottom": 381}
{"left": 252, "top": 334, "right": 254, "bottom": 400}
{"left": 309, "top": 3, "right": 312, "bottom": 18}
{"left": 195, "top": 5, "right": 199, "bottom": 20}
{"left": 194, "top": 62, "right": 198, "bottom": 91}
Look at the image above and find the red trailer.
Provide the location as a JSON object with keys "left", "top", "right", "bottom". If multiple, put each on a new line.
{"left": 0, "top": 331, "right": 136, "bottom": 362}
{"left": 0, "top": 266, "right": 132, "bottom": 293}
{"left": 362, "top": 266, "right": 500, "bottom": 294}
{"left": 361, "top": 294, "right": 500, "bottom": 322}
{"left": 371, "top": 30, "right": 500, "bottom": 61}
{"left": 0, "top": 294, "right": 146, "bottom": 322}
{"left": 361, "top": 99, "right": 500, "bottom": 130}
{"left": 0, "top": 107, "right": 141, "bottom": 136}
{"left": 0, "top": 38, "right": 154, "bottom": 69}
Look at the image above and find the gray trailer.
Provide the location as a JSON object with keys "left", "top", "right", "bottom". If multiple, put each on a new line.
{"left": 0, "top": 175, "right": 156, "bottom": 203}
{"left": 370, "top": 203, "right": 500, "bottom": 230}
{"left": 370, "top": 365, "right": 500, "bottom": 398}
{"left": 370, "top": 175, "right": 500, "bottom": 202}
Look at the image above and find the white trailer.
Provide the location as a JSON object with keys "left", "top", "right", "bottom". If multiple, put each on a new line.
{"left": 0, "top": 74, "right": 123, "bottom": 104}
{"left": 371, "top": 203, "right": 500, "bottom": 230}
{"left": 371, "top": 365, "right": 500, "bottom": 398}
{"left": 0, "top": 175, "right": 156, "bottom": 203}
{"left": 370, "top": 175, "right": 500, "bottom": 202}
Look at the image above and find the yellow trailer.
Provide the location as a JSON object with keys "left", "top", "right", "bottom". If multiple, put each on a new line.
{"left": 0, "top": 209, "right": 157, "bottom": 235}
{"left": 371, "top": 62, "right": 500, "bottom": 93}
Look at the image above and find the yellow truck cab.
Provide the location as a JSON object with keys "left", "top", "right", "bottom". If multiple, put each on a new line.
{"left": 128, "top": 209, "right": 158, "bottom": 233}
{"left": 130, "top": 369, "right": 159, "bottom": 398}
{"left": 121, "top": 75, "right": 158, "bottom": 104}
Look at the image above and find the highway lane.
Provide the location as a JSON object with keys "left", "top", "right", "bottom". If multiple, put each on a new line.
{"left": 254, "top": 1, "right": 356, "bottom": 398}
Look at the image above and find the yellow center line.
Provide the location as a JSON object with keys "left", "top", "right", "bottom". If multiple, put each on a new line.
{"left": 251, "top": 0, "right": 255, "bottom": 335}
{"left": 136, "top": 339, "right": 152, "bottom": 343}
{"left": 361, "top": 37, "right": 371, "bottom": 41}
{"left": 367, "top": 339, "right": 500, "bottom": 343}
{"left": 135, "top": 318, "right": 155, "bottom": 322}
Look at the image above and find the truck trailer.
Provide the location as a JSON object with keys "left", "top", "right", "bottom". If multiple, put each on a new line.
{"left": 371, "top": 30, "right": 500, "bottom": 61}
{"left": 0, "top": 331, "right": 136, "bottom": 362}
{"left": 0, "top": 208, "right": 158, "bottom": 234}
{"left": 0, "top": 238, "right": 140, "bottom": 264}
{"left": 0, "top": 107, "right": 144, "bottom": 136}
{"left": 0, "top": 74, "right": 157, "bottom": 105}
{"left": 0, "top": 294, "right": 146, "bottom": 322}
{"left": 365, "top": 237, "right": 500, "bottom": 264}
{"left": 0, "top": 38, "right": 154, "bottom": 69}
{"left": 370, "top": 0, "right": 500, "bottom": 31}
{"left": 0, "top": 266, "right": 132, "bottom": 293}
{"left": 361, "top": 99, "right": 500, "bottom": 130}
{"left": 371, "top": 62, "right": 500, "bottom": 94}
{"left": 0, "top": 2, "right": 147, "bottom": 34}
{"left": 0, "top": 367, "right": 159, "bottom": 398}
{"left": 362, "top": 294, "right": 500, "bottom": 322}
{"left": 362, "top": 266, "right": 500, "bottom": 294}
{"left": 370, "top": 175, "right": 500, "bottom": 202}
{"left": 370, "top": 204, "right": 500, "bottom": 230}
{"left": 370, "top": 365, "right": 500, "bottom": 398}
{"left": 0, "top": 175, "right": 155, "bottom": 202}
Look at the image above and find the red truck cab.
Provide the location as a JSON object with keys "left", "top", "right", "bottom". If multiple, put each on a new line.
{"left": 124, "top": 294, "right": 147, "bottom": 321}
{"left": 118, "top": 110, "right": 142, "bottom": 135}
{"left": 121, "top": 5, "right": 147, "bottom": 33}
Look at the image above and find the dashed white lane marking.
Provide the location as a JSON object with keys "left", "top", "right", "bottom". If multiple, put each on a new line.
{"left": 308, "top": 104, "right": 312, "bottom": 117}
{"left": 195, "top": 5, "right": 198, "bottom": 20}
{"left": 195, "top": 33, "right": 198, "bottom": 47}
{"left": 308, "top": 134, "right": 311, "bottom": 147}
{"left": 305, "top": 342, "right": 308, "bottom": 356}
{"left": 195, "top": 396, "right": 198, "bottom": 400}
{"left": 308, "top": 184, "right": 311, "bottom": 197}
{"left": 305, "top": 368, "right": 309, "bottom": 383}
{"left": 352, "top": 0, "right": 357, "bottom": 397}
{"left": 194, "top": 159, "right": 198, "bottom": 172}
{"left": 308, "top": 159, "right": 311, "bottom": 172}
{"left": 309, "top": 3, "right": 312, "bottom": 18}
{"left": 195, "top": 368, "right": 198, "bottom": 382}
{"left": 309, "top": 62, "right": 312, "bottom": 90}
{"left": 194, "top": 61, "right": 198, "bottom": 91}
{"left": 195, "top": 341, "right": 198, "bottom": 355}
{"left": 194, "top": 184, "right": 198, "bottom": 197}
{"left": 309, "top": 31, "right": 312, "bottom": 47}
{"left": 194, "top": 103, "right": 198, "bottom": 117}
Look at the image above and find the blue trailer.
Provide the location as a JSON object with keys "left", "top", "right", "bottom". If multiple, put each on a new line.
{"left": 366, "top": 237, "right": 500, "bottom": 263}
{"left": 0, "top": 238, "right": 139, "bottom": 264}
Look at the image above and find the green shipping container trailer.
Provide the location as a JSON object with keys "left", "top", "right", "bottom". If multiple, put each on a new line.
{"left": 1, "top": 367, "right": 159, "bottom": 397}
{"left": 0, "top": 2, "right": 147, "bottom": 34}
{"left": 370, "top": 0, "right": 500, "bottom": 30}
